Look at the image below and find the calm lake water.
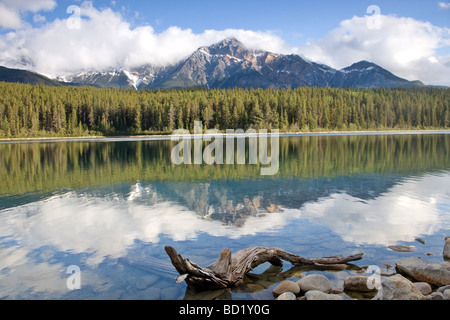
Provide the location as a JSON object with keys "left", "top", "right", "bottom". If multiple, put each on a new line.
{"left": 0, "top": 133, "right": 449, "bottom": 300}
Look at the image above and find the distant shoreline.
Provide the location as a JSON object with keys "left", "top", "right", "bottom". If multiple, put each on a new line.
{"left": 1, "top": 129, "right": 449, "bottom": 143}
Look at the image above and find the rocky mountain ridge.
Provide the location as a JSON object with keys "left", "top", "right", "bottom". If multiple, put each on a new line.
{"left": 1, "top": 38, "right": 426, "bottom": 90}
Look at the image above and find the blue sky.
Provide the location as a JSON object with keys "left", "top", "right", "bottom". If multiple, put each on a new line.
{"left": 0, "top": 0, "right": 449, "bottom": 85}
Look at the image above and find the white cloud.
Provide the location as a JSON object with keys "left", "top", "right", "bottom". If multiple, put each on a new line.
{"left": 0, "top": 3, "right": 23, "bottom": 29}
{"left": 33, "top": 14, "right": 47, "bottom": 23}
{"left": 0, "top": 1, "right": 290, "bottom": 77}
{"left": 0, "top": 0, "right": 56, "bottom": 12}
{"left": 439, "top": 2, "right": 450, "bottom": 10}
{"left": 298, "top": 14, "right": 450, "bottom": 86}
{"left": 0, "top": 0, "right": 56, "bottom": 29}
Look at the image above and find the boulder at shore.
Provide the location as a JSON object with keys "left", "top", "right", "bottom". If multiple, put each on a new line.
{"left": 444, "top": 237, "right": 450, "bottom": 260}
{"left": 376, "top": 274, "right": 425, "bottom": 300}
{"left": 396, "top": 257, "right": 450, "bottom": 287}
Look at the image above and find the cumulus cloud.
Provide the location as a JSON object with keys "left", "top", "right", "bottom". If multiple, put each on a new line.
{"left": 0, "top": 3, "right": 23, "bottom": 29}
{"left": 298, "top": 14, "right": 450, "bottom": 86}
{"left": 1, "top": 0, "right": 57, "bottom": 12}
{"left": 0, "top": 0, "right": 56, "bottom": 29}
{"left": 0, "top": 1, "right": 290, "bottom": 76}
{"left": 33, "top": 14, "right": 47, "bottom": 23}
{"left": 439, "top": 2, "right": 450, "bottom": 10}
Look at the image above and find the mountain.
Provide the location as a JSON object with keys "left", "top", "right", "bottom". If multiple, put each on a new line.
{"left": 147, "top": 38, "right": 424, "bottom": 90}
{"left": 1, "top": 38, "right": 425, "bottom": 90}
{"left": 329, "top": 60, "right": 424, "bottom": 89}
{"left": 0, "top": 66, "right": 61, "bottom": 87}
{"left": 55, "top": 65, "right": 164, "bottom": 90}
{"left": 147, "top": 38, "right": 338, "bottom": 89}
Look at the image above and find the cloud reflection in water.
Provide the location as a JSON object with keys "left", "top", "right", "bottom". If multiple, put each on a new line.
{"left": 0, "top": 172, "right": 449, "bottom": 298}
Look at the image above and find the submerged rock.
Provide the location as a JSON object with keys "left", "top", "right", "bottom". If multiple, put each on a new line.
{"left": 415, "top": 238, "right": 426, "bottom": 245}
{"left": 396, "top": 257, "right": 450, "bottom": 287}
{"left": 388, "top": 245, "right": 416, "bottom": 253}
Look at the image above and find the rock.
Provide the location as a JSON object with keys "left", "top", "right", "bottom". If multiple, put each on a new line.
{"left": 396, "top": 257, "right": 450, "bottom": 287}
{"left": 252, "top": 196, "right": 261, "bottom": 209}
{"left": 388, "top": 245, "right": 416, "bottom": 252}
{"left": 444, "top": 289, "right": 450, "bottom": 300}
{"left": 441, "top": 261, "right": 450, "bottom": 271}
{"left": 330, "top": 288, "right": 344, "bottom": 294}
{"left": 266, "top": 203, "right": 277, "bottom": 213}
{"left": 297, "top": 274, "right": 332, "bottom": 293}
{"left": 444, "top": 237, "right": 450, "bottom": 259}
{"left": 426, "top": 292, "right": 444, "bottom": 300}
{"left": 413, "top": 282, "right": 432, "bottom": 295}
{"left": 376, "top": 274, "right": 425, "bottom": 300}
{"left": 305, "top": 290, "right": 344, "bottom": 300}
{"left": 415, "top": 238, "right": 426, "bottom": 245}
{"left": 272, "top": 280, "right": 300, "bottom": 296}
{"left": 437, "top": 284, "right": 450, "bottom": 293}
{"left": 344, "top": 276, "right": 377, "bottom": 293}
{"left": 276, "top": 292, "right": 297, "bottom": 300}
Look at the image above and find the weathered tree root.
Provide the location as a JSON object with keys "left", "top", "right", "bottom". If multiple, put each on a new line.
{"left": 165, "top": 246, "right": 364, "bottom": 290}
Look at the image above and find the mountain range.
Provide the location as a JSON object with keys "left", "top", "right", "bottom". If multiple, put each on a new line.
{"left": 0, "top": 38, "right": 426, "bottom": 90}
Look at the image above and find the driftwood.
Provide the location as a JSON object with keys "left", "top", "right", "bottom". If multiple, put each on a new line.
{"left": 165, "top": 246, "right": 364, "bottom": 290}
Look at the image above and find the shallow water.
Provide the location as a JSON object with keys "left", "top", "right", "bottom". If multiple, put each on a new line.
{"left": 0, "top": 133, "right": 449, "bottom": 300}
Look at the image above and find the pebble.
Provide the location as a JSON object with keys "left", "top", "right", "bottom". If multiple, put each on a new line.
{"left": 387, "top": 245, "right": 417, "bottom": 252}
{"left": 426, "top": 292, "right": 444, "bottom": 300}
{"left": 276, "top": 292, "right": 297, "bottom": 300}
{"left": 297, "top": 274, "right": 332, "bottom": 293}
{"left": 437, "top": 284, "right": 450, "bottom": 293}
{"left": 415, "top": 238, "right": 426, "bottom": 245}
{"left": 413, "top": 282, "right": 432, "bottom": 295}
{"left": 272, "top": 280, "right": 300, "bottom": 296}
{"left": 444, "top": 236, "right": 450, "bottom": 259}
{"left": 304, "top": 290, "right": 344, "bottom": 300}
{"left": 444, "top": 289, "right": 450, "bottom": 300}
{"left": 344, "top": 276, "right": 376, "bottom": 293}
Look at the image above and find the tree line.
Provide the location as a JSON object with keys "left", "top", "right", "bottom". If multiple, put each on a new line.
{"left": 0, "top": 82, "right": 449, "bottom": 138}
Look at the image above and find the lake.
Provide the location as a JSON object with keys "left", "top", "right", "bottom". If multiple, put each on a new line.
{"left": 0, "top": 132, "right": 449, "bottom": 300}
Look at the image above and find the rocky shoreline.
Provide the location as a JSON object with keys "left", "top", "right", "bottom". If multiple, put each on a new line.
{"left": 274, "top": 237, "right": 450, "bottom": 300}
